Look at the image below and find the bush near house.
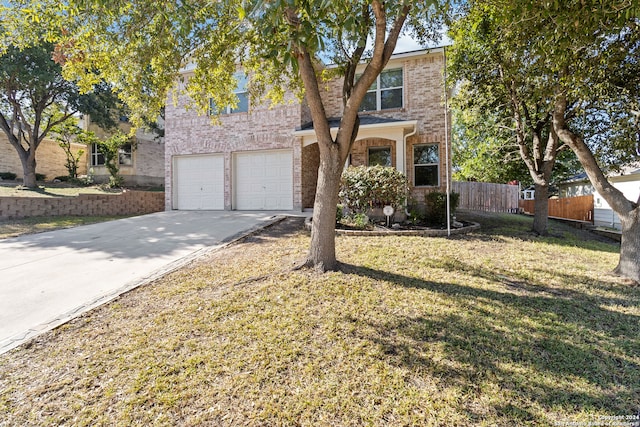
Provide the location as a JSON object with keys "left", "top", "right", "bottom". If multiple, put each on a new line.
{"left": 339, "top": 166, "right": 410, "bottom": 214}
{"left": 424, "top": 191, "right": 460, "bottom": 226}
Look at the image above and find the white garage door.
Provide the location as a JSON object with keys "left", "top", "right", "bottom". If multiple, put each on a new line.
{"left": 234, "top": 150, "right": 293, "bottom": 210}
{"left": 173, "top": 155, "right": 224, "bottom": 210}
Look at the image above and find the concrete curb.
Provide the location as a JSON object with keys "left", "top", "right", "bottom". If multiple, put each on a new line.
{"left": 0, "top": 215, "right": 287, "bottom": 355}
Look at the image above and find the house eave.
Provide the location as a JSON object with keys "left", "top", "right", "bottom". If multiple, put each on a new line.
{"left": 293, "top": 119, "right": 418, "bottom": 137}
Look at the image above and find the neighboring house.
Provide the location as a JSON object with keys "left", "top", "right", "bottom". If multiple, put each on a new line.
{"left": 557, "top": 172, "right": 594, "bottom": 198}
{"left": 558, "top": 166, "right": 640, "bottom": 230}
{"left": 164, "top": 48, "right": 451, "bottom": 211}
{"left": 521, "top": 185, "right": 535, "bottom": 200}
{"left": 83, "top": 117, "right": 165, "bottom": 187}
{"left": 0, "top": 133, "right": 87, "bottom": 181}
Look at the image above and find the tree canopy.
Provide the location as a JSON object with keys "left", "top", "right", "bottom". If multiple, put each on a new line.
{"left": 449, "top": 0, "right": 640, "bottom": 281}
{"left": 0, "top": 40, "right": 120, "bottom": 187}
{"left": 3, "top": 0, "right": 450, "bottom": 270}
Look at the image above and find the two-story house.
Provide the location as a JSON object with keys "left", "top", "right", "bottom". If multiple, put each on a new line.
{"left": 164, "top": 47, "right": 450, "bottom": 211}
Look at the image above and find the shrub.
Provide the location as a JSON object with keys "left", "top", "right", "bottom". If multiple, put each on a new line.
{"left": 54, "top": 175, "right": 70, "bottom": 182}
{"left": 336, "top": 204, "right": 344, "bottom": 223}
{"left": 0, "top": 172, "right": 17, "bottom": 180}
{"left": 339, "top": 166, "right": 410, "bottom": 214}
{"left": 35, "top": 173, "right": 46, "bottom": 181}
{"left": 342, "top": 213, "right": 370, "bottom": 229}
{"left": 425, "top": 191, "right": 460, "bottom": 225}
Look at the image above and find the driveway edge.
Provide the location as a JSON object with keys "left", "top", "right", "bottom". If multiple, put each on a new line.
{"left": 0, "top": 215, "right": 287, "bottom": 355}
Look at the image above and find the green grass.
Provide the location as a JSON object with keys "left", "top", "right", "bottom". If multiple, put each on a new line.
{"left": 0, "top": 216, "right": 131, "bottom": 239}
{"left": 0, "top": 213, "right": 637, "bottom": 426}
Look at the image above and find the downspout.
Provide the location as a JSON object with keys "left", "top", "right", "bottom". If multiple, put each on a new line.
{"left": 444, "top": 46, "right": 451, "bottom": 236}
{"left": 404, "top": 124, "right": 417, "bottom": 216}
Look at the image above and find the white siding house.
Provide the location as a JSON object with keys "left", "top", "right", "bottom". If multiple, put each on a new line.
{"left": 558, "top": 166, "right": 640, "bottom": 230}
{"left": 593, "top": 167, "right": 640, "bottom": 230}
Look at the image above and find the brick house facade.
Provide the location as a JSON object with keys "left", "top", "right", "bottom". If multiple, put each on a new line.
{"left": 0, "top": 133, "right": 88, "bottom": 181}
{"left": 165, "top": 48, "right": 451, "bottom": 211}
{"left": 83, "top": 118, "right": 165, "bottom": 187}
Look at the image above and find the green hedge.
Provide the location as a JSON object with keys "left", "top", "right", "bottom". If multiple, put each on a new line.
{"left": 425, "top": 191, "right": 460, "bottom": 225}
{"left": 339, "top": 166, "right": 410, "bottom": 214}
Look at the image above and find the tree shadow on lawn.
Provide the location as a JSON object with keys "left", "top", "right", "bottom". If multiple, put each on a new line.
{"left": 340, "top": 262, "right": 640, "bottom": 424}
{"left": 455, "top": 212, "right": 620, "bottom": 255}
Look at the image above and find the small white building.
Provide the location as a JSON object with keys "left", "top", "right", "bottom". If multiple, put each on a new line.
{"left": 593, "top": 166, "right": 640, "bottom": 230}
{"left": 558, "top": 166, "right": 640, "bottom": 230}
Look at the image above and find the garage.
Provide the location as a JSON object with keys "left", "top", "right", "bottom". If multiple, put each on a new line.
{"left": 173, "top": 154, "right": 225, "bottom": 210}
{"left": 234, "top": 150, "right": 293, "bottom": 210}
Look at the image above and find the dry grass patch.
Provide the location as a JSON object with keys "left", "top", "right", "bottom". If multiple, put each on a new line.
{"left": 0, "top": 216, "right": 130, "bottom": 239}
{"left": 0, "top": 214, "right": 638, "bottom": 426}
{"left": 0, "top": 183, "right": 122, "bottom": 198}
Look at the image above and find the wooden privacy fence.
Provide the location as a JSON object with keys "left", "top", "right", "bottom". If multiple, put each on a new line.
{"left": 519, "top": 194, "right": 594, "bottom": 223}
{"left": 452, "top": 181, "right": 520, "bottom": 213}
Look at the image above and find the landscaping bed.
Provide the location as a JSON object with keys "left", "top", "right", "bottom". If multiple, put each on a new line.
{"left": 0, "top": 180, "right": 163, "bottom": 198}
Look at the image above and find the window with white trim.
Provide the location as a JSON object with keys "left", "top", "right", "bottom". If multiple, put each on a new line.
{"left": 90, "top": 143, "right": 133, "bottom": 166}
{"left": 414, "top": 144, "right": 439, "bottom": 186}
{"left": 91, "top": 143, "right": 105, "bottom": 166}
{"left": 358, "top": 68, "right": 403, "bottom": 112}
{"left": 209, "top": 73, "right": 249, "bottom": 115}
{"left": 118, "top": 143, "right": 133, "bottom": 166}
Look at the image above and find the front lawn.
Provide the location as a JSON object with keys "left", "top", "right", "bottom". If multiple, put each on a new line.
{"left": 0, "top": 212, "right": 637, "bottom": 426}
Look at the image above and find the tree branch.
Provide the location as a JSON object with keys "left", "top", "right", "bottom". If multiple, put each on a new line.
{"left": 553, "top": 92, "right": 632, "bottom": 215}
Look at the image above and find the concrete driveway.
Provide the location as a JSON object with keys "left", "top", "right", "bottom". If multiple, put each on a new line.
{"left": 0, "top": 210, "right": 292, "bottom": 354}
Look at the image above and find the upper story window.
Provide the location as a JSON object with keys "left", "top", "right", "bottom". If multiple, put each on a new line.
{"left": 414, "top": 144, "right": 439, "bottom": 187}
{"left": 359, "top": 68, "right": 403, "bottom": 112}
{"left": 210, "top": 73, "right": 249, "bottom": 115}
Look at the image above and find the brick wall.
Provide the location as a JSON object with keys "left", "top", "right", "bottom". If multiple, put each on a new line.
{"left": 301, "top": 143, "right": 319, "bottom": 208}
{"left": 165, "top": 78, "right": 306, "bottom": 210}
{"left": 0, "top": 191, "right": 165, "bottom": 220}
{"left": 350, "top": 138, "right": 397, "bottom": 168}
{"left": 89, "top": 136, "right": 165, "bottom": 187}
{"left": 0, "top": 134, "right": 88, "bottom": 181}
{"left": 319, "top": 51, "right": 451, "bottom": 199}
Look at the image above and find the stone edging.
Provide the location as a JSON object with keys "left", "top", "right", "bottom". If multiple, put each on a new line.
{"left": 305, "top": 217, "right": 480, "bottom": 236}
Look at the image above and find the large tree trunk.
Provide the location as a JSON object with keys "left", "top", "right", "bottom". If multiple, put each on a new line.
{"left": 306, "top": 143, "right": 343, "bottom": 272}
{"left": 553, "top": 95, "right": 639, "bottom": 283}
{"left": 532, "top": 183, "right": 549, "bottom": 235}
{"left": 20, "top": 148, "right": 38, "bottom": 188}
{"left": 288, "top": 1, "right": 408, "bottom": 272}
{"left": 615, "top": 208, "right": 640, "bottom": 283}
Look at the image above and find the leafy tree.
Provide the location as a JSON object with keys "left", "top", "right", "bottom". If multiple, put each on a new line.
{"left": 23, "top": 0, "right": 449, "bottom": 271}
{"left": 451, "top": 0, "right": 640, "bottom": 282}
{"left": 448, "top": 4, "right": 582, "bottom": 235}
{"left": 452, "top": 100, "right": 532, "bottom": 184}
{"left": 95, "top": 131, "right": 131, "bottom": 188}
{"left": 0, "top": 41, "right": 120, "bottom": 188}
{"left": 52, "top": 119, "right": 87, "bottom": 179}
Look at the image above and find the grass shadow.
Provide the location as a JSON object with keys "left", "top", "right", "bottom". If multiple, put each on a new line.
{"left": 340, "top": 261, "right": 640, "bottom": 421}
{"left": 456, "top": 210, "right": 620, "bottom": 254}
